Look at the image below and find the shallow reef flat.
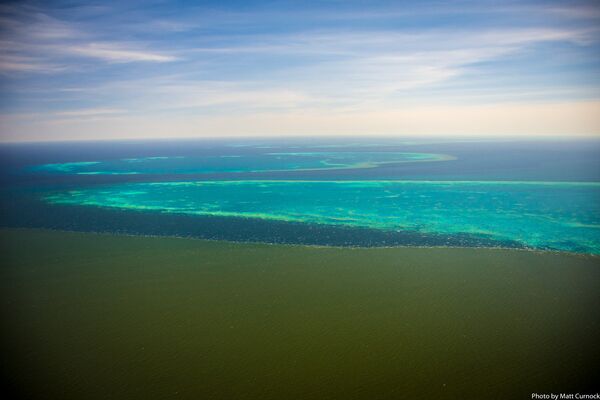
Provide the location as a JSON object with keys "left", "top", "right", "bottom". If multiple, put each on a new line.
{"left": 43, "top": 180, "right": 600, "bottom": 254}
{"left": 32, "top": 151, "right": 452, "bottom": 175}
{"left": 1, "top": 228, "right": 599, "bottom": 399}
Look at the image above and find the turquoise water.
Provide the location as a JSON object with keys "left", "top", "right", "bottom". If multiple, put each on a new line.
{"left": 33, "top": 152, "right": 451, "bottom": 175}
{"left": 44, "top": 180, "right": 600, "bottom": 254}
{"left": 3, "top": 140, "right": 599, "bottom": 254}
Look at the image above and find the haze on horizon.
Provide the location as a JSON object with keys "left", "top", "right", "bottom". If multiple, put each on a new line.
{"left": 0, "top": 0, "right": 599, "bottom": 142}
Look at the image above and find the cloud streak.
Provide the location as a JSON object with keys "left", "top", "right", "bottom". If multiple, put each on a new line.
{"left": 53, "top": 107, "right": 126, "bottom": 117}
{"left": 65, "top": 43, "right": 176, "bottom": 63}
{"left": 0, "top": 2, "right": 177, "bottom": 73}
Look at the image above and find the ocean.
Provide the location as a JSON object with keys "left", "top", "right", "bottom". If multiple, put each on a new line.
{"left": 1, "top": 137, "right": 599, "bottom": 254}
{"left": 2, "top": 137, "right": 600, "bottom": 399}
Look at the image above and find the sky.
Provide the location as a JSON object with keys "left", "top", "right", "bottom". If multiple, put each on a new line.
{"left": 0, "top": 0, "right": 599, "bottom": 142}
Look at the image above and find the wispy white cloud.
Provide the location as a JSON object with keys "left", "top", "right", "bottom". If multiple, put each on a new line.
{"left": 0, "top": 41, "right": 177, "bottom": 73}
{"left": 187, "top": 27, "right": 595, "bottom": 56}
{"left": 172, "top": 27, "right": 597, "bottom": 107}
{"left": 13, "top": 25, "right": 592, "bottom": 116}
{"left": 53, "top": 108, "right": 126, "bottom": 117}
{"left": 64, "top": 43, "right": 177, "bottom": 63}
{"left": 194, "top": 28, "right": 594, "bottom": 106}
{"left": 0, "top": 4, "right": 177, "bottom": 73}
{"left": 0, "top": 54, "right": 66, "bottom": 73}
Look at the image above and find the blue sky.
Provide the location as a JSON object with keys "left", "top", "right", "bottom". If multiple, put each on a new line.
{"left": 0, "top": 0, "right": 599, "bottom": 141}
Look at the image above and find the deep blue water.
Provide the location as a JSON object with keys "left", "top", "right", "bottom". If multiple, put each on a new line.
{"left": 1, "top": 137, "right": 599, "bottom": 253}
